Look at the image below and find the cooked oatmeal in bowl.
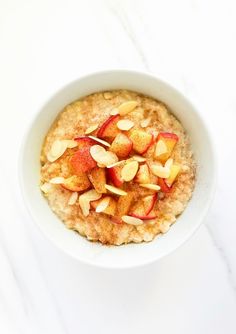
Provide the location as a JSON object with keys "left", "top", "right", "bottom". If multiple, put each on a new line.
{"left": 40, "top": 89, "right": 196, "bottom": 245}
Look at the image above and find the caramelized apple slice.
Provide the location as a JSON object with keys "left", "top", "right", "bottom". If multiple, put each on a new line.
{"left": 129, "top": 130, "right": 153, "bottom": 154}
{"left": 155, "top": 132, "right": 179, "bottom": 163}
{"left": 70, "top": 147, "right": 96, "bottom": 173}
{"left": 110, "top": 133, "right": 133, "bottom": 158}
{"left": 97, "top": 115, "right": 120, "bottom": 142}
{"left": 116, "top": 192, "right": 134, "bottom": 217}
{"left": 62, "top": 174, "right": 91, "bottom": 192}
{"left": 88, "top": 167, "right": 107, "bottom": 194}
{"left": 107, "top": 161, "right": 125, "bottom": 187}
{"left": 135, "top": 163, "right": 151, "bottom": 184}
{"left": 165, "top": 164, "right": 181, "bottom": 187}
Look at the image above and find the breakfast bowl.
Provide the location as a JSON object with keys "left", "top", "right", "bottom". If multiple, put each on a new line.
{"left": 19, "top": 70, "right": 216, "bottom": 269}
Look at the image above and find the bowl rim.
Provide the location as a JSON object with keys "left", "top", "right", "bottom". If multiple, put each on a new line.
{"left": 18, "top": 69, "right": 217, "bottom": 269}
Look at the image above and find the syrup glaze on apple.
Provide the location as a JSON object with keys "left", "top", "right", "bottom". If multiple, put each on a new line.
{"left": 40, "top": 90, "right": 196, "bottom": 245}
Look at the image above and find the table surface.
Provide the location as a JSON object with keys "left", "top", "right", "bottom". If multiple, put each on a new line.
{"left": 0, "top": 0, "right": 236, "bottom": 333}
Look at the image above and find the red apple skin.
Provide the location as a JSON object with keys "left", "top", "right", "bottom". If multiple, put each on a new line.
{"left": 157, "top": 132, "right": 179, "bottom": 141}
{"left": 130, "top": 212, "right": 157, "bottom": 220}
{"left": 143, "top": 194, "right": 157, "bottom": 215}
{"left": 70, "top": 147, "right": 97, "bottom": 174}
{"left": 74, "top": 136, "right": 96, "bottom": 148}
{"left": 107, "top": 165, "right": 124, "bottom": 187}
{"left": 97, "top": 115, "right": 120, "bottom": 140}
{"left": 158, "top": 178, "right": 172, "bottom": 193}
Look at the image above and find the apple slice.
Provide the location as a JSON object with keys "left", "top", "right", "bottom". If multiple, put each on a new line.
{"left": 110, "top": 133, "right": 133, "bottom": 158}
{"left": 88, "top": 167, "right": 106, "bottom": 193}
{"left": 165, "top": 164, "right": 181, "bottom": 187}
{"left": 91, "top": 196, "right": 117, "bottom": 216}
{"left": 157, "top": 178, "right": 172, "bottom": 193}
{"left": 129, "top": 202, "right": 157, "bottom": 220}
{"left": 107, "top": 161, "right": 125, "bottom": 187}
{"left": 74, "top": 136, "right": 96, "bottom": 148}
{"left": 62, "top": 174, "right": 91, "bottom": 192}
{"left": 143, "top": 194, "right": 157, "bottom": 215}
{"left": 155, "top": 132, "right": 179, "bottom": 163}
{"left": 97, "top": 115, "right": 120, "bottom": 141}
{"left": 129, "top": 130, "right": 153, "bottom": 154}
{"left": 116, "top": 192, "right": 134, "bottom": 217}
{"left": 135, "top": 163, "right": 151, "bottom": 184}
{"left": 70, "top": 147, "right": 97, "bottom": 173}
{"left": 158, "top": 164, "right": 181, "bottom": 192}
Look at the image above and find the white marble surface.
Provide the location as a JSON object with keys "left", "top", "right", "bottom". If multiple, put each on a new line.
{"left": 0, "top": 0, "right": 236, "bottom": 333}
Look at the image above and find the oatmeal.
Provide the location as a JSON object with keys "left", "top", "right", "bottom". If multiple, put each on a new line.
{"left": 40, "top": 90, "right": 196, "bottom": 245}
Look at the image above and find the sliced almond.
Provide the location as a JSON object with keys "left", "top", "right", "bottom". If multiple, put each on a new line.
{"left": 104, "top": 92, "right": 113, "bottom": 99}
{"left": 85, "top": 124, "right": 99, "bottom": 135}
{"left": 110, "top": 108, "right": 119, "bottom": 115}
{"left": 121, "top": 161, "right": 139, "bottom": 182}
{"left": 68, "top": 192, "right": 78, "bottom": 205}
{"left": 63, "top": 139, "right": 78, "bottom": 148}
{"left": 79, "top": 190, "right": 102, "bottom": 216}
{"left": 95, "top": 197, "right": 110, "bottom": 213}
{"left": 88, "top": 136, "right": 110, "bottom": 147}
{"left": 106, "top": 160, "right": 126, "bottom": 168}
{"left": 155, "top": 139, "right": 168, "bottom": 156}
{"left": 90, "top": 145, "right": 118, "bottom": 166}
{"left": 117, "top": 119, "right": 134, "bottom": 131}
{"left": 40, "top": 182, "right": 52, "bottom": 193}
{"left": 150, "top": 163, "right": 171, "bottom": 178}
{"left": 105, "top": 184, "right": 127, "bottom": 196}
{"left": 49, "top": 176, "right": 65, "bottom": 184}
{"left": 122, "top": 215, "right": 143, "bottom": 225}
{"left": 132, "top": 155, "right": 147, "bottom": 162}
{"left": 47, "top": 140, "right": 68, "bottom": 162}
{"left": 139, "top": 184, "right": 161, "bottom": 191}
{"left": 165, "top": 158, "right": 173, "bottom": 169}
{"left": 140, "top": 117, "right": 151, "bottom": 128}
{"left": 117, "top": 101, "right": 138, "bottom": 116}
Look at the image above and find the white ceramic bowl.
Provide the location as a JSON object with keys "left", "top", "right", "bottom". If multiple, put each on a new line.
{"left": 19, "top": 70, "right": 216, "bottom": 269}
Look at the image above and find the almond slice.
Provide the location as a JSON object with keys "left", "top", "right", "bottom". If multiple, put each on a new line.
{"left": 90, "top": 145, "right": 118, "bottom": 166}
{"left": 63, "top": 140, "right": 78, "bottom": 148}
{"left": 79, "top": 190, "right": 102, "bottom": 216}
{"left": 117, "top": 119, "right": 134, "bottom": 131}
{"left": 95, "top": 197, "right": 110, "bottom": 213}
{"left": 155, "top": 139, "right": 168, "bottom": 156}
{"left": 40, "top": 182, "right": 52, "bottom": 193}
{"left": 49, "top": 176, "right": 65, "bottom": 184}
{"left": 110, "top": 108, "right": 119, "bottom": 115}
{"left": 88, "top": 136, "right": 111, "bottom": 147}
{"left": 150, "top": 163, "right": 171, "bottom": 178}
{"left": 140, "top": 117, "right": 151, "bottom": 128}
{"left": 122, "top": 215, "right": 143, "bottom": 225}
{"left": 132, "top": 155, "right": 147, "bottom": 162}
{"left": 47, "top": 140, "right": 68, "bottom": 162}
{"left": 106, "top": 160, "right": 126, "bottom": 168}
{"left": 105, "top": 184, "right": 127, "bottom": 196}
{"left": 68, "top": 192, "right": 78, "bottom": 205}
{"left": 118, "top": 101, "right": 138, "bottom": 116}
{"left": 139, "top": 184, "right": 161, "bottom": 191}
{"left": 165, "top": 158, "right": 173, "bottom": 169}
{"left": 121, "top": 161, "right": 139, "bottom": 182}
{"left": 85, "top": 124, "right": 99, "bottom": 135}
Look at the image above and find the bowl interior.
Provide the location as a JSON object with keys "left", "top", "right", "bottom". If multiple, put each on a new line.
{"left": 20, "top": 70, "right": 215, "bottom": 268}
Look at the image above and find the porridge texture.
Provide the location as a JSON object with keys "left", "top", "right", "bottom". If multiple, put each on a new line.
{"left": 40, "top": 90, "right": 196, "bottom": 245}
